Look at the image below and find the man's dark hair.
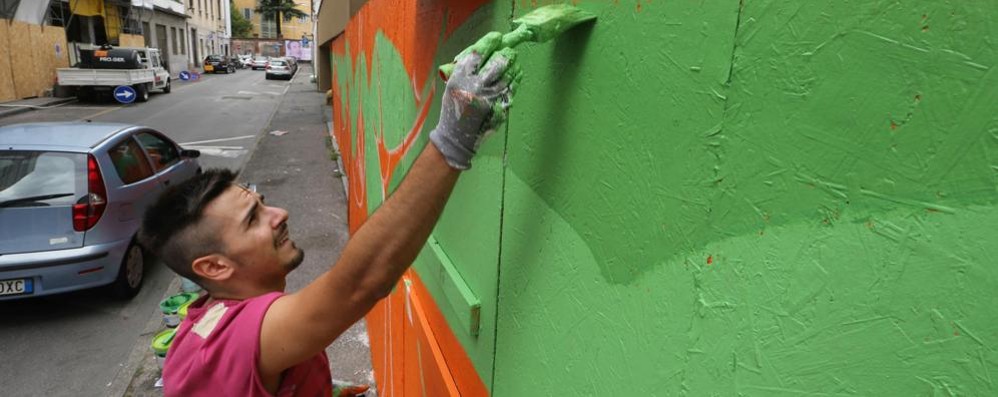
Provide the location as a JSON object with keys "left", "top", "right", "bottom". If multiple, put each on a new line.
{"left": 138, "top": 169, "right": 237, "bottom": 284}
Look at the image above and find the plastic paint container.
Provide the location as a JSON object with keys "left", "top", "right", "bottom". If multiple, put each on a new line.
{"left": 178, "top": 298, "right": 196, "bottom": 320}
{"left": 160, "top": 292, "right": 199, "bottom": 327}
{"left": 151, "top": 328, "right": 177, "bottom": 369}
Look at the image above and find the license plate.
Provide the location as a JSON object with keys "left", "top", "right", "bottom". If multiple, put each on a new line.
{"left": 0, "top": 278, "right": 33, "bottom": 296}
{"left": 204, "top": 65, "right": 214, "bottom": 72}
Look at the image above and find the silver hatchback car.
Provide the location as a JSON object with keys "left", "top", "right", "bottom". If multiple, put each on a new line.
{"left": 0, "top": 122, "right": 200, "bottom": 300}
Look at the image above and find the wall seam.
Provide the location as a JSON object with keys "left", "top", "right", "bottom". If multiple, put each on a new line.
{"left": 489, "top": 3, "right": 519, "bottom": 395}
{"left": 709, "top": 0, "right": 747, "bottom": 185}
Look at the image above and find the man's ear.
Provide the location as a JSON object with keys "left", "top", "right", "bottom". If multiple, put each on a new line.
{"left": 191, "top": 254, "right": 236, "bottom": 283}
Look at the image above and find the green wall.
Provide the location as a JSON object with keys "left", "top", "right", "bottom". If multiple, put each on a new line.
{"left": 495, "top": 0, "right": 998, "bottom": 395}
{"left": 334, "top": 0, "right": 998, "bottom": 395}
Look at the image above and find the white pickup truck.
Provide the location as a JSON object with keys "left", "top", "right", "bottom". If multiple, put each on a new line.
{"left": 57, "top": 47, "right": 171, "bottom": 102}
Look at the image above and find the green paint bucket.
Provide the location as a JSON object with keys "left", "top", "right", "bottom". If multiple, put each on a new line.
{"left": 178, "top": 299, "right": 196, "bottom": 320}
{"left": 159, "top": 292, "right": 199, "bottom": 327}
{"left": 150, "top": 328, "right": 177, "bottom": 369}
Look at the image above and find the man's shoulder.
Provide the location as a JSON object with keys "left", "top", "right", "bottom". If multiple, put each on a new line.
{"left": 185, "top": 291, "right": 285, "bottom": 340}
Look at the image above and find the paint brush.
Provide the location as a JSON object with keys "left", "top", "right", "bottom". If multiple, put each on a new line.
{"left": 439, "top": 4, "right": 597, "bottom": 80}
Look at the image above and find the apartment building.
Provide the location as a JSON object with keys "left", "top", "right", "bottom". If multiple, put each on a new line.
{"left": 184, "top": 0, "right": 230, "bottom": 65}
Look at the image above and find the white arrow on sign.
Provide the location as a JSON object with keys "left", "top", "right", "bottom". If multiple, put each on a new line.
{"left": 117, "top": 91, "right": 134, "bottom": 99}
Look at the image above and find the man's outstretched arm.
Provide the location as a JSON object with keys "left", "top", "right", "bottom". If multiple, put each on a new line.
{"left": 259, "top": 44, "right": 520, "bottom": 382}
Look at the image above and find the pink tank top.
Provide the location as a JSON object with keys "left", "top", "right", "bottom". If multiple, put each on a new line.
{"left": 163, "top": 292, "right": 333, "bottom": 396}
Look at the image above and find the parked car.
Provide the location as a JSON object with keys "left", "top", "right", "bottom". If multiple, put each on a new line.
{"left": 0, "top": 122, "right": 201, "bottom": 300}
{"left": 239, "top": 54, "right": 254, "bottom": 68}
{"left": 230, "top": 56, "right": 245, "bottom": 69}
{"left": 265, "top": 58, "right": 295, "bottom": 80}
{"left": 203, "top": 54, "right": 235, "bottom": 74}
{"left": 251, "top": 56, "right": 269, "bottom": 70}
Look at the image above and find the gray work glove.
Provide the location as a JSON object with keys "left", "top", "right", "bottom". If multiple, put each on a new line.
{"left": 430, "top": 39, "right": 521, "bottom": 170}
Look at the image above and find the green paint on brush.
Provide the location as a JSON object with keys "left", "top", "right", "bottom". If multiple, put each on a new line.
{"left": 438, "top": 4, "right": 596, "bottom": 80}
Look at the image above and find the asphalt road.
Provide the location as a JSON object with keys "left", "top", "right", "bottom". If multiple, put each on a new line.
{"left": 0, "top": 66, "right": 294, "bottom": 396}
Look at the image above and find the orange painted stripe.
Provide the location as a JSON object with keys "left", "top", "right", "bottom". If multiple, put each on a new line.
{"left": 407, "top": 270, "right": 489, "bottom": 396}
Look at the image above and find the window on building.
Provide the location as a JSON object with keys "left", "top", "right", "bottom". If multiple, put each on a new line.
{"left": 179, "top": 30, "right": 186, "bottom": 54}
{"left": 243, "top": 8, "right": 251, "bottom": 20}
{"left": 171, "top": 27, "right": 178, "bottom": 55}
{"left": 217, "top": 0, "right": 222, "bottom": 20}
{"left": 45, "top": 1, "right": 70, "bottom": 27}
{"left": 118, "top": 6, "right": 142, "bottom": 34}
{"left": 0, "top": 0, "right": 20, "bottom": 20}
{"left": 142, "top": 21, "right": 152, "bottom": 47}
{"left": 261, "top": 14, "right": 276, "bottom": 39}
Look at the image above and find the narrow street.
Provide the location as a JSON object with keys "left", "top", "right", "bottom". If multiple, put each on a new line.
{"left": 0, "top": 66, "right": 297, "bottom": 396}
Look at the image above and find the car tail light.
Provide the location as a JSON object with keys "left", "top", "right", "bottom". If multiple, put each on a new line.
{"left": 73, "top": 154, "right": 107, "bottom": 231}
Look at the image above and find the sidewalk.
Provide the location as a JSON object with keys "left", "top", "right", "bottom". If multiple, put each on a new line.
{"left": 0, "top": 96, "right": 76, "bottom": 119}
{"left": 114, "top": 64, "right": 374, "bottom": 396}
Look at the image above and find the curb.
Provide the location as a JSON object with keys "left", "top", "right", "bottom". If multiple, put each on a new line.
{"left": 0, "top": 97, "right": 76, "bottom": 119}
{"left": 107, "top": 276, "right": 182, "bottom": 397}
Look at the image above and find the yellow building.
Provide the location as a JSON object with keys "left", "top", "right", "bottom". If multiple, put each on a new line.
{"left": 232, "top": 0, "right": 311, "bottom": 40}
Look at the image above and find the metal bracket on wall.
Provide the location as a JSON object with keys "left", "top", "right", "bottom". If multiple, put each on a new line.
{"left": 428, "top": 235, "right": 481, "bottom": 337}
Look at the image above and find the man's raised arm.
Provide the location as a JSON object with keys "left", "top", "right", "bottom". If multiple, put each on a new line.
{"left": 259, "top": 42, "right": 521, "bottom": 380}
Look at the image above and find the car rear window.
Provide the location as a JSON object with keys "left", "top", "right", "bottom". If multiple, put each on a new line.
{"left": 206, "top": 56, "right": 222, "bottom": 61}
{"left": 271, "top": 61, "right": 287, "bottom": 66}
{"left": 0, "top": 151, "right": 86, "bottom": 208}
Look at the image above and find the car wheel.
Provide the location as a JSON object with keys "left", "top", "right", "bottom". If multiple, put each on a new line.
{"left": 163, "top": 78, "right": 171, "bottom": 93}
{"left": 135, "top": 83, "right": 150, "bottom": 102}
{"left": 110, "top": 242, "right": 145, "bottom": 299}
{"left": 76, "top": 87, "right": 92, "bottom": 102}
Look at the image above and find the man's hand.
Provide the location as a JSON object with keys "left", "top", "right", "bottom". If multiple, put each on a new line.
{"left": 430, "top": 40, "right": 521, "bottom": 170}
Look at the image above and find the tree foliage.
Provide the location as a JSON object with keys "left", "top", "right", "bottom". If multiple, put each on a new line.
{"left": 254, "top": 0, "right": 309, "bottom": 39}
{"left": 230, "top": 1, "right": 253, "bottom": 38}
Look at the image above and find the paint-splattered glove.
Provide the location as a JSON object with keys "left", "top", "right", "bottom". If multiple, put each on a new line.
{"left": 430, "top": 38, "right": 521, "bottom": 170}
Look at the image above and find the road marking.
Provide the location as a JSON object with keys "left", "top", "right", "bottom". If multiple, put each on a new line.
{"left": 79, "top": 106, "right": 122, "bottom": 120}
{"left": 237, "top": 90, "right": 260, "bottom": 95}
{"left": 179, "top": 135, "right": 256, "bottom": 145}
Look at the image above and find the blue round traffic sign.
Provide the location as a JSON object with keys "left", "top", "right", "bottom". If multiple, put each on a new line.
{"left": 113, "top": 85, "right": 137, "bottom": 104}
{"left": 179, "top": 71, "right": 191, "bottom": 81}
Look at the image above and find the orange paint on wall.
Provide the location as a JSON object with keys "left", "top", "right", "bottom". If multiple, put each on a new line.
{"left": 341, "top": 0, "right": 490, "bottom": 100}
{"left": 330, "top": 1, "right": 494, "bottom": 395}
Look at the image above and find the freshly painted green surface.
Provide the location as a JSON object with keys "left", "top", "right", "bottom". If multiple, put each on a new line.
{"left": 334, "top": 0, "right": 998, "bottom": 395}
{"left": 494, "top": 0, "right": 998, "bottom": 395}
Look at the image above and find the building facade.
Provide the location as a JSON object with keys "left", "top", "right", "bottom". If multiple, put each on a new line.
{"left": 134, "top": 1, "right": 189, "bottom": 76}
{"left": 184, "top": 0, "right": 230, "bottom": 65}
{"left": 232, "top": 0, "right": 311, "bottom": 41}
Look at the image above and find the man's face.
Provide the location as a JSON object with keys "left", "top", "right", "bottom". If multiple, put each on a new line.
{"left": 203, "top": 184, "right": 304, "bottom": 288}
